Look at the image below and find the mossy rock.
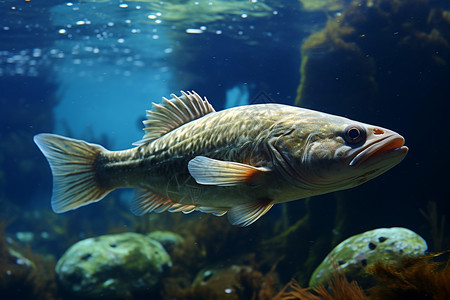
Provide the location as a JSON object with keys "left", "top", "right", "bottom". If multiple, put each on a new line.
{"left": 147, "top": 230, "right": 184, "bottom": 253}
{"left": 55, "top": 232, "right": 172, "bottom": 298}
{"left": 309, "top": 227, "right": 427, "bottom": 287}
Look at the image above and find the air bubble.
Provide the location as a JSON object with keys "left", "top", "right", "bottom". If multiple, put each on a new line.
{"left": 32, "top": 48, "right": 42, "bottom": 57}
{"left": 186, "top": 28, "right": 203, "bottom": 34}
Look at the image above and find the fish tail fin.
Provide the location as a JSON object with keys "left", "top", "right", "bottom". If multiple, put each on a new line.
{"left": 34, "top": 133, "right": 112, "bottom": 213}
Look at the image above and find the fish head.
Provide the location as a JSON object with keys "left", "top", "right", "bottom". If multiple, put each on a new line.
{"left": 269, "top": 114, "right": 408, "bottom": 194}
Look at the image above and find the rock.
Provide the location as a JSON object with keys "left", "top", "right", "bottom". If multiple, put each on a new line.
{"left": 309, "top": 227, "right": 427, "bottom": 287}
{"left": 193, "top": 265, "right": 253, "bottom": 300}
{"left": 147, "top": 230, "right": 184, "bottom": 252}
{"left": 55, "top": 232, "right": 172, "bottom": 298}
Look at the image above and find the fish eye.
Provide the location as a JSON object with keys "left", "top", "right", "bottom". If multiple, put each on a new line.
{"left": 344, "top": 125, "right": 366, "bottom": 145}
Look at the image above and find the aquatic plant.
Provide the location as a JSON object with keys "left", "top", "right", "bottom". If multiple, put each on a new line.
{"left": 274, "top": 252, "right": 450, "bottom": 300}
{"left": 234, "top": 263, "right": 279, "bottom": 300}
{"left": 296, "top": 0, "right": 450, "bottom": 119}
{"left": 0, "top": 222, "right": 61, "bottom": 300}
{"left": 261, "top": 197, "right": 339, "bottom": 285}
{"left": 162, "top": 261, "right": 278, "bottom": 300}
{"left": 368, "top": 252, "right": 450, "bottom": 300}
{"left": 273, "top": 273, "right": 367, "bottom": 300}
{"left": 420, "top": 200, "right": 447, "bottom": 252}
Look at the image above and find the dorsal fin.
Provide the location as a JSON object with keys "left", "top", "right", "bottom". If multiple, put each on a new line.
{"left": 133, "top": 90, "right": 215, "bottom": 146}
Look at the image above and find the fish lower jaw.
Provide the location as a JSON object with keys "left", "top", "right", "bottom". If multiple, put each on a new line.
{"left": 349, "top": 135, "right": 407, "bottom": 167}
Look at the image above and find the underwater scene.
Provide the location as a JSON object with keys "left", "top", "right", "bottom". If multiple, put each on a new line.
{"left": 1, "top": 0, "right": 450, "bottom": 299}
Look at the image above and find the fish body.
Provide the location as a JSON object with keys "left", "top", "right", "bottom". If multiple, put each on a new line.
{"left": 34, "top": 91, "right": 408, "bottom": 226}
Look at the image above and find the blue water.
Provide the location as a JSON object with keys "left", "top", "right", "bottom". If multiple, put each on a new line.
{"left": 1, "top": 0, "right": 449, "bottom": 299}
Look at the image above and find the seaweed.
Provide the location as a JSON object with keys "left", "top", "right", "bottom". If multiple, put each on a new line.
{"left": 261, "top": 197, "right": 339, "bottom": 286}
{"left": 368, "top": 252, "right": 450, "bottom": 300}
{"left": 161, "top": 262, "right": 278, "bottom": 300}
{"left": 420, "top": 200, "right": 447, "bottom": 252}
{"left": 274, "top": 252, "right": 450, "bottom": 300}
{"left": 0, "top": 221, "right": 62, "bottom": 300}
{"left": 234, "top": 262, "right": 279, "bottom": 300}
{"left": 273, "top": 273, "right": 367, "bottom": 300}
{"left": 156, "top": 213, "right": 281, "bottom": 299}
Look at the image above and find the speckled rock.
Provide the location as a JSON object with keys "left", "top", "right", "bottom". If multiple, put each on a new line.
{"left": 55, "top": 232, "right": 172, "bottom": 298}
{"left": 309, "top": 227, "right": 427, "bottom": 287}
{"left": 147, "top": 230, "right": 184, "bottom": 252}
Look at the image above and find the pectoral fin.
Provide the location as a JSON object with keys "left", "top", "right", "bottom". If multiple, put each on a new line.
{"left": 227, "top": 199, "right": 274, "bottom": 227}
{"left": 188, "top": 156, "right": 270, "bottom": 186}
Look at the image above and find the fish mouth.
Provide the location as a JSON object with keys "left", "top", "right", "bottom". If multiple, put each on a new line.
{"left": 349, "top": 134, "right": 408, "bottom": 167}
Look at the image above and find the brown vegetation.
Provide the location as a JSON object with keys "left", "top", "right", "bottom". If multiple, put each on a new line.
{"left": 0, "top": 221, "right": 61, "bottom": 300}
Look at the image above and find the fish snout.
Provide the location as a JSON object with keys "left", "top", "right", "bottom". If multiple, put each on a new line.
{"left": 349, "top": 127, "right": 408, "bottom": 167}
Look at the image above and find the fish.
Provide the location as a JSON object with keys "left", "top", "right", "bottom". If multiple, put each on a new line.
{"left": 33, "top": 91, "right": 408, "bottom": 226}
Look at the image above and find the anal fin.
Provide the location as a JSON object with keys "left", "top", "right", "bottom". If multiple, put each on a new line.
{"left": 227, "top": 199, "right": 273, "bottom": 227}
{"left": 131, "top": 188, "right": 196, "bottom": 215}
{"left": 199, "top": 206, "right": 228, "bottom": 216}
{"left": 131, "top": 188, "right": 272, "bottom": 226}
